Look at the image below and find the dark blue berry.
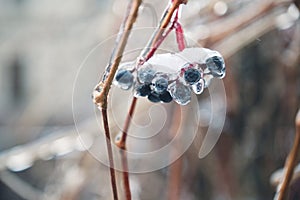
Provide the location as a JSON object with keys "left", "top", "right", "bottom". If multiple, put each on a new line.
{"left": 205, "top": 56, "right": 225, "bottom": 77}
{"left": 136, "top": 84, "right": 151, "bottom": 97}
{"left": 115, "top": 69, "right": 134, "bottom": 89}
{"left": 159, "top": 91, "right": 172, "bottom": 103}
{"left": 148, "top": 91, "right": 160, "bottom": 103}
{"left": 184, "top": 68, "right": 201, "bottom": 84}
{"left": 116, "top": 69, "right": 133, "bottom": 83}
{"left": 154, "top": 77, "right": 168, "bottom": 93}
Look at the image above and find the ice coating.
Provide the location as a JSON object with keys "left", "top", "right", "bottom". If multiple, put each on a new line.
{"left": 113, "top": 47, "right": 226, "bottom": 105}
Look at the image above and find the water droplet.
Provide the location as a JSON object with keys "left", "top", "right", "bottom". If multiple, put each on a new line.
{"left": 169, "top": 82, "right": 191, "bottom": 105}
{"left": 192, "top": 79, "right": 204, "bottom": 94}
{"left": 115, "top": 69, "right": 134, "bottom": 90}
{"left": 115, "top": 132, "right": 122, "bottom": 143}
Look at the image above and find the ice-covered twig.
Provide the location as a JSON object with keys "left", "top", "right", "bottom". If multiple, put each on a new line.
{"left": 274, "top": 109, "right": 300, "bottom": 200}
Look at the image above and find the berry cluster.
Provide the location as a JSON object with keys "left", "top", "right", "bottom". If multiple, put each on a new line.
{"left": 113, "top": 48, "right": 225, "bottom": 105}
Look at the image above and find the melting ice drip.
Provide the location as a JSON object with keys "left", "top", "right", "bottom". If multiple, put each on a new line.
{"left": 113, "top": 48, "right": 225, "bottom": 105}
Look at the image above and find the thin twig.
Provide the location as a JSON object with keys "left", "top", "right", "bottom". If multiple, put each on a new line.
{"left": 143, "top": 8, "right": 184, "bottom": 61}
{"left": 166, "top": 15, "right": 186, "bottom": 199}
{"left": 106, "top": 0, "right": 135, "bottom": 78}
{"left": 116, "top": 97, "right": 138, "bottom": 150}
{"left": 94, "top": 0, "right": 142, "bottom": 108}
{"left": 271, "top": 163, "right": 300, "bottom": 187}
{"left": 116, "top": 97, "right": 138, "bottom": 200}
{"left": 101, "top": 109, "right": 119, "bottom": 200}
{"left": 115, "top": 1, "right": 188, "bottom": 199}
{"left": 93, "top": 0, "right": 142, "bottom": 199}
{"left": 141, "top": 0, "right": 188, "bottom": 60}
{"left": 275, "top": 109, "right": 300, "bottom": 200}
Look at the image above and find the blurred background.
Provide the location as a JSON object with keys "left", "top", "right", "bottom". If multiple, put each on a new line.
{"left": 0, "top": 0, "right": 299, "bottom": 199}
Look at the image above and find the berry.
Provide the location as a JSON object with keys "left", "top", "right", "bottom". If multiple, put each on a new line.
{"left": 169, "top": 82, "right": 191, "bottom": 105}
{"left": 148, "top": 91, "right": 160, "bottom": 103}
{"left": 153, "top": 77, "right": 168, "bottom": 94}
{"left": 192, "top": 79, "right": 204, "bottom": 94}
{"left": 205, "top": 56, "right": 225, "bottom": 78}
{"left": 137, "top": 67, "right": 156, "bottom": 83}
{"left": 115, "top": 69, "right": 134, "bottom": 90}
{"left": 135, "top": 84, "right": 151, "bottom": 97}
{"left": 159, "top": 91, "right": 173, "bottom": 103}
{"left": 184, "top": 68, "right": 201, "bottom": 84}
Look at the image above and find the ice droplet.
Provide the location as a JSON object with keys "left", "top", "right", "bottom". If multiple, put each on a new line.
{"left": 205, "top": 56, "right": 225, "bottom": 78}
{"left": 137, "top": 65, "right": 156, "bottom": 83}
{"left": 192, "top": 79, "right": 204, "bottom": 94}
{"left": 169, "top": 81, "right": 191, "bottom": 105}
{"left": 115, "top": 69, "right": 134, "bottom": 90}
{"left": 184, "top": 68, "right": 202, "bottom": 85}
{"left": 203, "top": 74, "right": 214, "bottom": 88}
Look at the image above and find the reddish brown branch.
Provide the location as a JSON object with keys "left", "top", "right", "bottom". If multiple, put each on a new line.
{"left": 114, "top": 1, "right": 188, "bottom": 199}
{"left": 141, "top": 0, "right": 188, "bottom": 59}
{"left": 275, "top": 109, "right": 300, "bottom": 200}
{"left": 144, "top": 8, "right": 180, "bottom": 61}
{"left": 120, "top": 151, "right": 131, "bottom": 200}
{"left": 166, "top": 17, "right": 186, "bottom": 199}
{"left": 93, "top": 1, "right": 142, "bottom": 200}
{"left": 93, "top": 0, "right": 142, "bottom": 109}
{"left": 116, "top": 97, "right": 138, "bottom": 150}
{"left": 101, "top": 109, "right": 118, "bottom": 200}
{"left": 116, "top": 97, "right": 138, "bottom": 200}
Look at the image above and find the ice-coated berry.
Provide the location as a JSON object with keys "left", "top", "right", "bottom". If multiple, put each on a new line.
{"left": 192, "top": 79, "right": 204, "bottom": 94}
{"left": 205, "top": 56, "right": 225, "bottom": 78}
{"left": 153, "top": 77, "right": 168, "bottom": 94}
{"left": 115, "top": 69, "right": 134, "bottom": 90}
{"left": 137, "top": 66, "right": 156, "bottom": 83}
{"left": 169, "top": 82, "right": 191, "bottom": 105}
{"left": 148, "top": 91, "right": 160, "bottom": 103}
{"left": 135, "top": 84, "right": 151, "bottom": 97}
{"left": 159, "top": 91, "right": 173, "bottom": 103}
{"left": 184, "top": 68, "right": 201, "bottom": 84}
